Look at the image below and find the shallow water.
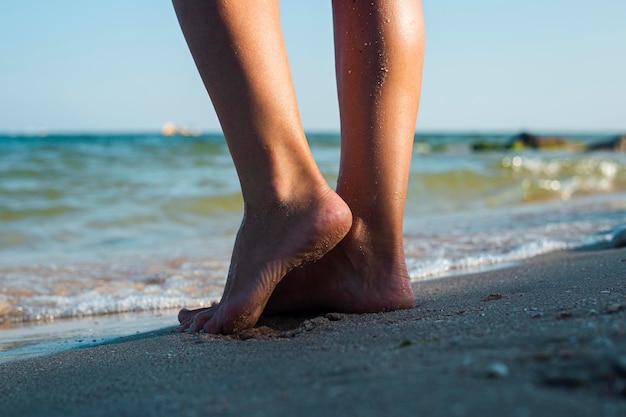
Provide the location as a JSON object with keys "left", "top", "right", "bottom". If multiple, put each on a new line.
{"left": 0, "top": 311, "right": 176, "bottom": 364}
{"left": 1, "top": 132, "right": 625, "bottom": 361}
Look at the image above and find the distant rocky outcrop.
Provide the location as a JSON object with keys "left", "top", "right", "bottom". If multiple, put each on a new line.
{"left": 472, "top": 131, "right": 626, "bottom": 152}
{"left": 586, "top": 134, "right": 626, "bottom": 152}
{"left": 507, "top": 132, "right": 576, "bottom": 150}
{"left": 471, "top": 132, "right": 580, "bottom": 151}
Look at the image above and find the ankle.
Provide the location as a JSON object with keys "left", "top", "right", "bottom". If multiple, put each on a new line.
{"left": 349, "top": 217, "right": 405, "bottom": 250}
{"left": 244, "top": 178, "right": 337, "bottom": 215}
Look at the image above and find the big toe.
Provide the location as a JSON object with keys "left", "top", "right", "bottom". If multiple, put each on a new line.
{"left": 178, "top": 308, "right": 195, "bottom": 323}
{"left": 178, "top": 304, "right": 218, "bottom": 324}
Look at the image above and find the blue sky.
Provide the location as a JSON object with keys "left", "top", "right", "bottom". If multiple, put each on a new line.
{"left": 1, "top": 1, "right": 625, "bottom": 134}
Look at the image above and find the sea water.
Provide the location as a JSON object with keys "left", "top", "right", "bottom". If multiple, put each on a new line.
{"left": 1, "top": 132, "right": 625, "bottom": 362}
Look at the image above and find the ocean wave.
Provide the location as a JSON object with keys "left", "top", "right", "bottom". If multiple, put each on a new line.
{"left": 407, "top": 238, "right": 572, "bottom": 280}
{"left": 0, "top": 258, "right": 229, "bottom": 326}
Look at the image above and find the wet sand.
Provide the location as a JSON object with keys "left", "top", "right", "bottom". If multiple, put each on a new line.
{"left": 1, "top": 247, "right": 625, "bottom": 417}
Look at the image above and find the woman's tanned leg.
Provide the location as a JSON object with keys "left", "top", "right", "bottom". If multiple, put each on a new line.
{"left": 265, "top": 0, "right": 425, "bottom": 313}
{"left": 172, "top": 0, "right": 352, "bottom": 333}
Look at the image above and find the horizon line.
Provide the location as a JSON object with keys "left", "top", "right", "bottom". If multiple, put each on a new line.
{"left": 0, "top": 128, "right": 624, "bottom": 137}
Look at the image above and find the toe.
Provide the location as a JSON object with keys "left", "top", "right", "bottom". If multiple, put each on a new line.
{"left": 181, "top": 308, "right": 218, "bottom": 333}
{"left": 178, "top": 308, "right": 200, "bottom": 324}
{"left": 178, "top": 308, "right": 193, "bottom": 324}
{"left": 178, "top": 304, "right": 217, "bottom": 323}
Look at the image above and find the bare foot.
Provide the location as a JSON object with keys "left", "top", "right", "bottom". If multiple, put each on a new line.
{"left": 176, "top": 188, "right": 352, "bottom": 334}
{"left": 178, "top": 218, "right": 414, "bottom": 328}
{"left": 264, "top": 218, "right": 415, "bottom": 315}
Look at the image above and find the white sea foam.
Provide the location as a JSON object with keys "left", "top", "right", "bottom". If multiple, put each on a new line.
{"left": 10, "top": 291, "right": 220, "bottom": 324}
{"left": 407, "top": 238, "right": 572, "bottom": 280}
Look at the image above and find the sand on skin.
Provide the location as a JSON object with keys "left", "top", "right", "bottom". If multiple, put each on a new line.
{"left": 0, "top": 247, "right": 625, "bottom": 417}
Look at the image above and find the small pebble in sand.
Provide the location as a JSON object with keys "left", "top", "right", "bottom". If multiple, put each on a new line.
{"left": 606, "top": 303, "right": 626, "bottom": 314}
{"left": 486, "top": 362, "right": 509, "bottom": 378}
{"left": 325, "top": 312, "right": 346, "bottom": 321}
{"left": 397, "top": 339, "right": 414, "bottom": 348}
{"left": 482, "top": 293, "right": 504, "bottom": 302}
{"left": 302, "top": 316, "right": 329, "bottom": 331}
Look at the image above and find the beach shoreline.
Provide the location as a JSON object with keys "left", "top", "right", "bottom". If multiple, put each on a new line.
{"left": 1, "top": 247, "right": 625, "bottom": 416}
{"left": 0, "top": 257, "right": 525, "bottom": 366}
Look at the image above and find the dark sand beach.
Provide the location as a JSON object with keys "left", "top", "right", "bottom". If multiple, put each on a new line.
{"left": 1, "top": 247, "right": 625, "bottom": 417}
